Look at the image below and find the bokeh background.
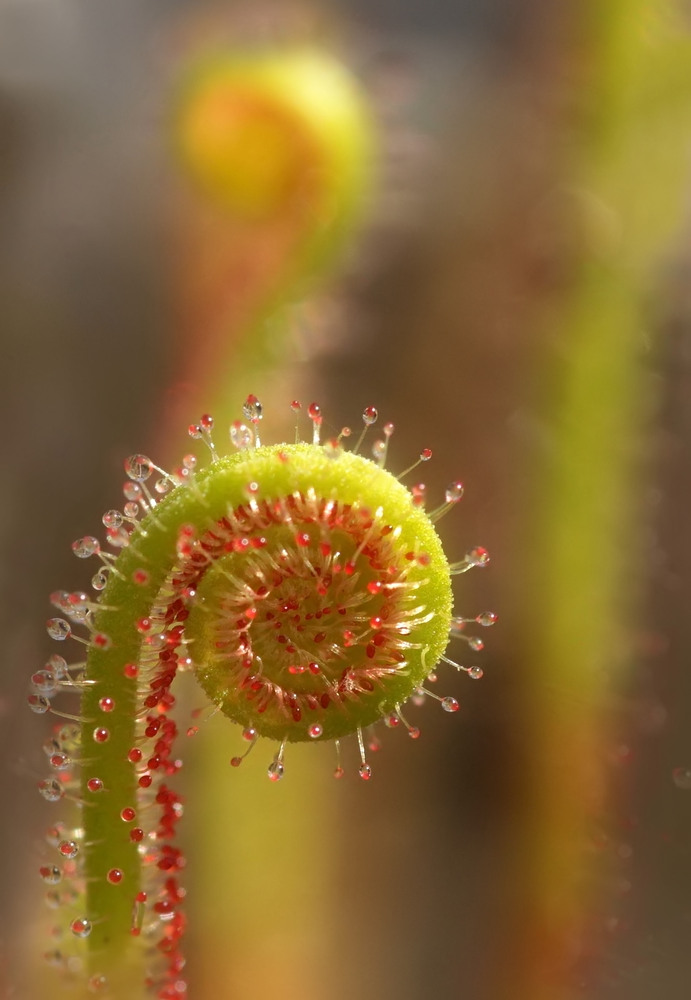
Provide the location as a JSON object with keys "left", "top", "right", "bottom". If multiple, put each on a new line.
{"left": 2, "top": 1, "right": 691, "bottom": 998}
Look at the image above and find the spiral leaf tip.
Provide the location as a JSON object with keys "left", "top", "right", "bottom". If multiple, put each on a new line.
{"left": 32, "top": 396, "right": 494, "bottom": 995}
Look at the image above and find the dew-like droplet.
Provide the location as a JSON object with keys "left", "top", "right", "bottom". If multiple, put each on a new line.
{"left": 308, "top": 723, "right": 323, "bottom": 739}
{"left": 420, "top": 448, "right": 432, "bottom": 461}
{"left": 39, "top": 865, "right": 62, "bottom": 885}
{"left": 468, "top": 666, "right": 484, "bottom": 680}
{"left": 123, "top": 481, "right": 143, "bottom": 502}
{"left": 673, "top": 767, "right": 691, "bottom": 790}
{"left": 241, "top": 727, "right": 257, "bottom": 742}
{"left": 441, "top": 697, "right": 459, "bottom": 713}
{"left": 469, "top": 547, "right": 490, "bottom": 567}
{"left": 46, "top": 654, "right": 68, "bottom": 678}
{"left": 120, "top": 807, "right": 136, "bottom": 822}
{"left": 358, "top": 764, "right": 372, "bottom": 781}
{"left": 93, "top": 727, "right": 110, "bottom": 743}
{"left": 70, "top": 918, "right": 92, "bottom": 939}
{"left": 372, "top": 440, "right": 387, "bottom": 461}
{"left": 46, "top": 618, "right": 71, "bottom": 641}
{"left": 407, "top": 726, "right": 421, "bottom": 740}
{"left": 98, "top": 696, "right": 115, "bottom": 713}
{"left": 124, "top": 455, "right": 152, "bottom": 482}
{"left": 38, "top": 779, "right": 64, "bottom": 802}
{"left": 58, "top": 723, "right": 81, "bottom": 750}
{"left": 243, "top": 394, "right": 263, "bottom": 422}
{"left": 230, "top": 421, "right": 253, "bottom": 450}
{"left": 476, "top": 611, "right": 498, "bottom": 627}
{"left": 59, "top": 840, "right": 79, "bottom": 859}
{"left": 267, "top": 760, "right": 284, "bottom": 782}
{"left": 91, "top": 571, "right": 108, "bottom": 591}
{"left": 87, "top": 974, "right": 108, "bottom": 994}
{"left": 49, "top": 752, "right": 71, "bottom": 771}
{"left": 444, "top": 481, "right": 464, "bottom": 504}
{"left": 31, "top": 669, "right": 58, "bottom": 695}
{"left": 154, "top": 477, "right": 172, "bottom": 495}
{"left": 50, "top": 590, "right": 71, "bottom": 613}
{"left": 362, "top": 406, "right": 378, "bottom": 426}
{"left": 72, "top": 536, "right": 100, "bottom": 559}
{"left": 87, "top": 778, "right": 104, "bottom": 793}
{"left": 106, "top": 868, "right": 123, "bottom": 884}
{"left": 230, "top": 756, "right": 242, "bottom": 767}
{"left": 102, "top": 510, "right": 123, "bottom": 529}
{"left": 28, "top": 694, "right": 51, "bottom": 714}
{"left": 468, "top": 637, "right": 484, "bottom": 652}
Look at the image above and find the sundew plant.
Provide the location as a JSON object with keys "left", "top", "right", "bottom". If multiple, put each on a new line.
{"left": 31, "top": 396, "right": 493, "bottom": 997}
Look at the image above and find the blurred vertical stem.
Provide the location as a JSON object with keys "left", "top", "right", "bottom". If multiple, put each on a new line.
{"left": 167, "top": 46, "right": 374, "bottom": 436}
{"left": 499, "top": 4, "right": 691, "bottom": 998}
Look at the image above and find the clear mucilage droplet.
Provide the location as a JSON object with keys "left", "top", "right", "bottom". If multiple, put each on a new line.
{"left": 72, "top": 536, "right": 100, "bottom": 559}
{"left": 444, "top": 481, "right": 464, "bottom": 504}
{"left": 70, "top": 918, "right": 92, "bottom": 939}
{"left": 243, "top": 394, "right": 263, "bottom": 422}
{"left": 38, "top": 779, "right": 64, "bottom": 802}
{"left": 673, "top": 767, "right": 691, "bottom": 790}
{"left": 46, "top": 619, "right": 71, "bottom": 641}
{"left": 267, "top": 760, "right": 284, "bottom": 781}
{"left": 124, "top": 455, "right": 153, "bottom": 482}
{"left": 230, "top": 422, "right": 254, "bottom": 450}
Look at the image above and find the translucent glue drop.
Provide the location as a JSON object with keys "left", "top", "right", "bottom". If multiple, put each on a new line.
{"left": 31, "top": 670, "right": 58, "bottom": 695}
{"left": 469, "top": 547, "right": 490, "bottom": 567}
{"left": 49, "top": 590, "right": 71, "bottom": 612}
{"left": 70, "top": 918, "right": 92, "bottom": 939}
{"left": 124, "top": 455, "right": 153, "bottom": 482}
{"left": 444, "top": 481, "right": 464, "bottom": 504}
{"left": 38, "top": 779, "right": 64, "bottom": 802}
{"left": 58, "top": 723, "right": 81, "bottom": 751}
{"left": 58, "top": 839, "right": 79, "bottom": 859}
{"left": 39, "top": 865, "right": 62, "bottom": 885}
{"left": 673, "top": 767, "right": 691, "bottom": 790}
{"left": 91, "top": 570, "right": 109, "bottom": 591}
{"left": 123, "top": 482, "right": 143, "bottom": 503}
{"left": 46, "top": 654, "right": 68, "bottom": 679}
{"left": 441, "top": 697, "right": 459, "bottom": 713}
{"left": 358, "top": 764, "right": 372, "bottom": 781}
{"left": 102, "top": 510, "right": 123, "bottom": 529}
{"left": 308, "top": 723, "right": 323, "bottom": 739}
{"left": 468, "top": 666, "right": 484, "bottom": 680}
{"left": 362, "top": 406, "right": 378, "bottom": 426}
{"left": 27, "top": 694, "right": 51, "bottom": 714}
{"left": 72, "top": 536, "right": 100, "bottom": 559}
{"left": 230, "top": 422, "right": 254, "bottom": 450}
{"left": 154, "top": 477, "right": 172, "bottom": 495}
{"left": 241, "top": 728, "right": 257, "bottom": 742}
{"left": 267, "top": 760, "right": 284, "bottom": 782}
{"left": 467, "top": 637, "right": 484, "bottom": 652}
{"left": 49, "top": 752, "right": 71, "bottom": 771}
{"left": 46, "top": 618, "right": 71, "bottom": 641}
{"left": 372, "top": 440, "right": 387, "bottom": 462}
{"left": 243, "top": 394, "right": 263, "bottom": 422}
{"left": 476, "top": 611, "right": 498, "bottom": 627}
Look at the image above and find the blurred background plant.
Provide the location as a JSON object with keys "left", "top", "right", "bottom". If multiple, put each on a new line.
{"left": 2, "top": 1, "right": 691, "bottom": 999}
